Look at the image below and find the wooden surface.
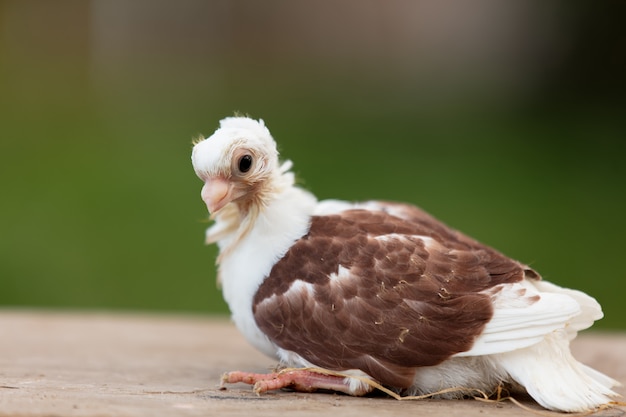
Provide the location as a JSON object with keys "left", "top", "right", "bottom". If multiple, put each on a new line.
{"left": 0, "top": 310, "right": 624, "bottom": 417}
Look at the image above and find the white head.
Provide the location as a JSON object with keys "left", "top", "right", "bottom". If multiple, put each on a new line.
{"left": 192, "top": 117, "right": 288, "bottom": 214}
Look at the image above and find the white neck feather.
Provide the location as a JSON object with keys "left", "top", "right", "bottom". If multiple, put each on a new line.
{"left": 206, "top": 168, "right": 317, "bottom": 357}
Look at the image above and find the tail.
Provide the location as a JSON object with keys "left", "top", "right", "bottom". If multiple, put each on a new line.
{"left": 495, "top": 331, "right": 620, "bottom": 412}
{"left": 494, "top": 281, "right": 620, "bottom": 412}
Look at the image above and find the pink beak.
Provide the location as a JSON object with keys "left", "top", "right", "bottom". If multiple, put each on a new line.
{"left": 201, "top": 178, "right": 232, "bottom": 214}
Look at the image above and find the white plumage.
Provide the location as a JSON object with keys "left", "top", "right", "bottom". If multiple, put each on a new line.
{"left": 191, "top": 116, "right": 620, "bottom": 412}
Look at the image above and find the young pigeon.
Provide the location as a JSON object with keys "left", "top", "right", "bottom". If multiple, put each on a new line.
{"left": 191, "top": 116, "right": 619, "bottom": 412}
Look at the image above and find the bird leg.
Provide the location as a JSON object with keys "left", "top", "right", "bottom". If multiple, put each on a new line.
{"left": 222, "top": 369, "right": 370, "bottom": 395}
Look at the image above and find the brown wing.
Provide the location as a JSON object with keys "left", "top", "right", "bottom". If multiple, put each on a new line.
{"left": 253, "top": 206, "right": 532, "bottom": 388}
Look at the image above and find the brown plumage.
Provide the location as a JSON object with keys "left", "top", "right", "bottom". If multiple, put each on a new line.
{"left": 254, "top": 203, "right": 530, "bottom": 388}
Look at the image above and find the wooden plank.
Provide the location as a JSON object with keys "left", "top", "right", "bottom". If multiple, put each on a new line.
{"left": 0, "top": 310, "right": 624, "bottom": 417}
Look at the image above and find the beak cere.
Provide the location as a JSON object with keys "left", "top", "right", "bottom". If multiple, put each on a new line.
{"left": 201, "top": 177, "right": 232, "bottom": 213}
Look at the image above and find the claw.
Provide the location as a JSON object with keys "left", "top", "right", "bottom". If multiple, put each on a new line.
{"left": 220, "top": 368, "right": 373, "bottom": 396}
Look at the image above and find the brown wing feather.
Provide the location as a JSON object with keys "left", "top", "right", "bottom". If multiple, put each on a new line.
{"left": 253, "top": 206, "right": 532, "bottom": 388}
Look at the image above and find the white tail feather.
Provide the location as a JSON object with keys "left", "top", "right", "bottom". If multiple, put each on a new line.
{"left": 494, "top": 331, "right": 619, "bottom": 412}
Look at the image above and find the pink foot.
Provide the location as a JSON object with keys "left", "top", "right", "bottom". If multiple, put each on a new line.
{"left": 222, "top": 369, "right": 370, "bottom": 395}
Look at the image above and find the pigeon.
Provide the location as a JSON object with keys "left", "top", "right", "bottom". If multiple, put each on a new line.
{"left": 191, "top": 116, "right": 619, "bottom": 412}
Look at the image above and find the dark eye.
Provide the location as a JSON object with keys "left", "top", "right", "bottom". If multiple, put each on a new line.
{"left": 238, "top": 154, "right": 253, "bottom": 173}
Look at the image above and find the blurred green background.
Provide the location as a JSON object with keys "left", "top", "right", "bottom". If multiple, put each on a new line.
{"left": 1, "top": 1, "right": 624, "bottom": 328}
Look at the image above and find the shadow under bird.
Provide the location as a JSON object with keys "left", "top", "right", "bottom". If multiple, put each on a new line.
{"left": 191, "top": 116, "right": 620, "bottom": 412}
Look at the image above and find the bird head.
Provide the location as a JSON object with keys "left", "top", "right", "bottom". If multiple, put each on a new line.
{"left": 192, "top": 117, "right": 284, "bottom": 215}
